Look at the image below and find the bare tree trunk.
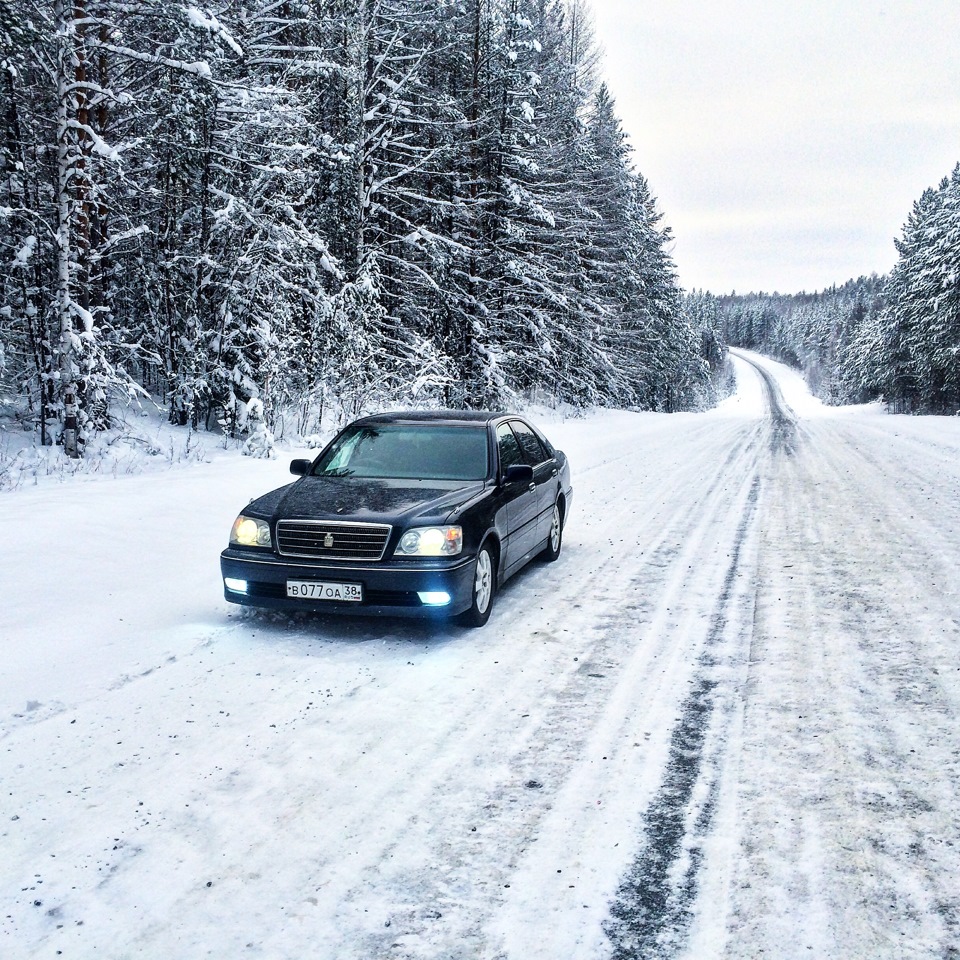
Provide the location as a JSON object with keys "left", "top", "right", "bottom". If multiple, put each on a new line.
{"left": 1, "top": 51, "right": 51, "bottom": 444}
{"left": 464, "top": 0, "right": 484, "bottom": 403}
{"left": 355, "top": 0, "right": 370, "bottom": 274}
{"left": 54, "top": 0, "right": 80, "bottom": 456}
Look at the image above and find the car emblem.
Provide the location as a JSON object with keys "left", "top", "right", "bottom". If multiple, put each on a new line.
{"left": 324, "top": 533, "right": 334, "bottom": 548}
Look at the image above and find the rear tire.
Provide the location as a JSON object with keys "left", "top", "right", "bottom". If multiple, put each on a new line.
{"left": 462, "top": 542, "right": 496, "bottom": 627}
{"left": 542, "top": 500, "right": 563, "bottom": 562}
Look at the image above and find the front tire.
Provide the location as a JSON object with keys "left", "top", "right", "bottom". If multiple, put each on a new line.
{"left": 462, "top": 542, "right": 496, "bottom": 627}
{"left": 542, "top": 500, "right": 563, "bottom": 562}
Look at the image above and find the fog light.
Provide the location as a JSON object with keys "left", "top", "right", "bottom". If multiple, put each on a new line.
{"left": 225, "top": 578, "right": 248, "bottom": 594}
{"left": 418, "top": 591, "right": 452, "bottom": 606}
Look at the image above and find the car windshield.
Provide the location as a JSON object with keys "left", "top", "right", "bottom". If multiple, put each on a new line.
{"left": 312, "top": 423, "right": 489, "bottom": 481}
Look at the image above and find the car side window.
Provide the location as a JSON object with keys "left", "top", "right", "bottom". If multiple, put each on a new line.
{"left": 496, "top": 423, "right": 524, "bottom": 472}
{"left": 510, "top": 420, "right": 550, "bottom": 466}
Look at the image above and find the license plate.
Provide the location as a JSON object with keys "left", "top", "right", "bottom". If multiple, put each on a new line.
{"left": 286, "top": 580, "right": 363, "bottom": 602}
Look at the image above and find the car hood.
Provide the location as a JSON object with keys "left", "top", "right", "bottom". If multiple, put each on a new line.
{"left": 265, "top": 475, "right": 486, "bottom": 526}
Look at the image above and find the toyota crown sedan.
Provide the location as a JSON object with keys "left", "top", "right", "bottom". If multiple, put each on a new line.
{"left": 220, "top": 410, "right": 573, "bottom": 626}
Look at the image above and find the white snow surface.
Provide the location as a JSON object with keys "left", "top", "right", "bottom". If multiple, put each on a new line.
{"left": 4, "top": 354, "right": 960, "bottom": 958}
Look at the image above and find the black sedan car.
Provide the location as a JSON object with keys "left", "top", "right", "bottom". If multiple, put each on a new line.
{"left": 220, "top": 410, "right": 572, "bottom": 626}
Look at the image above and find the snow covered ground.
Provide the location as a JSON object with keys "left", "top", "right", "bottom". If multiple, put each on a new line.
{"left": 3, "top": 353, "right": 960, "bottom": 959}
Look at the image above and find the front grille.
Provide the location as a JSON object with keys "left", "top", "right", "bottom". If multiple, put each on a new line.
{"left": 276, "top": 520, "right": 392, "bottom": 561}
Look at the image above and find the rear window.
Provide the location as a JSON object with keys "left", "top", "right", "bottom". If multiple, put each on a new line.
{"left": 510, "top": 420, "right": 550, "bottom": 465}
{"left": 312, "top": 423, "right": 489, "bottom": 481}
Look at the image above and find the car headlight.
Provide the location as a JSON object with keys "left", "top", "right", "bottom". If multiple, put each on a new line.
{"left": 394, "top": 525, "right": 463, "bottom": 557}
{"left": 230, "top": 515, "right": 272, "bottom": 548}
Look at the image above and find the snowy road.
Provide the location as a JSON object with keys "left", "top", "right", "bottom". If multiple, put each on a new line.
{"left": 3, "top": 354, "right": 960, "bottom": 959}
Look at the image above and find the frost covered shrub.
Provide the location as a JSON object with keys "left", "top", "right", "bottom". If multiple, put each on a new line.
{"left": 240, "top": 399, "right": 276, "bottom": 459}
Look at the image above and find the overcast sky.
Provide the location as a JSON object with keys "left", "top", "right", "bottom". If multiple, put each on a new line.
{"left": 588, "top": 1, "right": 960, "bottom": 294}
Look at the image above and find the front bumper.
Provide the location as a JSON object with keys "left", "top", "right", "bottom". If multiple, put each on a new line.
{"left": 219, "top": 547, "right": 476, "bottom": 618}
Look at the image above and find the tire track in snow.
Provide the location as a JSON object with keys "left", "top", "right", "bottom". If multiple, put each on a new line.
{"left": 600, "top": 355, "right": 797, "bottom": 959}
{"left": 603, "top": 476, "right": 761, "bottom": 959}
{"left": 484, "top": 414, "right": 769, "bottom": 959}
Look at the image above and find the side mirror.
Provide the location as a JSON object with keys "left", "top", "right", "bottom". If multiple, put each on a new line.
{"left": 290, "top": 459, "right": 311, "bottom": 476}
{"left": 502, "top": 463, "right": 534, "bottom": 485}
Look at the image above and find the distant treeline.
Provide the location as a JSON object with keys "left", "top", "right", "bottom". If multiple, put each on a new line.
{"left": 0, "top": 1, "right": 725, "bottom": 455}
{"left": 718, "top": 163, "right": 960, "bottom": 415}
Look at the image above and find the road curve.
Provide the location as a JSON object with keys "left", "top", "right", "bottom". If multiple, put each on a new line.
{"left": 729, "top": 347, "right": 798, "bottom": 455}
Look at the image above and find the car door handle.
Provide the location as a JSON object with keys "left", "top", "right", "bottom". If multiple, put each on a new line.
{"left": 528, "top": 482, "right": 536, "bottom": 492}
{"left": 551, "top": 468, "right": 558, "bottom": 478}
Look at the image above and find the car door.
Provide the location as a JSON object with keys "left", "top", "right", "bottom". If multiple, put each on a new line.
{"left": 509, "top": 419, "right": 557, "bottom": 545}
{"left": 496, "top": 421, "right": 540, "bottom": 570}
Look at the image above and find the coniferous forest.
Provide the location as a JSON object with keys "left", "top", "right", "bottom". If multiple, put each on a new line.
{"left": 0, "top": 1, "right": 727, "bottom": 457}
{"left": 718, "top": 164, "right": 960, "bottom": 415}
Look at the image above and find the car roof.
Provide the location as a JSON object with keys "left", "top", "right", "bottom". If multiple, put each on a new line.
{"left": 352, "top": 409, "right": 511, "bottom": 426}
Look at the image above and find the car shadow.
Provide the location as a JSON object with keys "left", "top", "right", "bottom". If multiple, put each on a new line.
{"left": 225, "top": 605, "right": 469, "bottom": 649}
